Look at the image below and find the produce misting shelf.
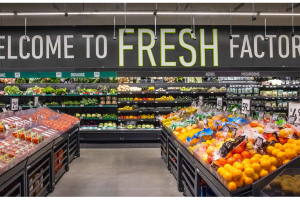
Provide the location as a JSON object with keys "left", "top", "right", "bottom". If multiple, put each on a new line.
{"left": 0, "top": 126, "right": 80, "bottom": 197}
{"left": 161, "top": 125, "right": 300, "bottom": 197}
{"left": 79, "top": 128, "right": 161, "bottom": 142}
{"left": 117, "top": 119, "right": 155, "bottom": 122}
{"left": 80, "top": 118, "right": 117, "bottom": 120}
{"left": 118, "top": 101, "right": 154, "bottom": 104}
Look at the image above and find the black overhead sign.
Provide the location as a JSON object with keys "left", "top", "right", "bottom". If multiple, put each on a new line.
{"left": 0, "top": 25, "right": 299, "bottom": 70}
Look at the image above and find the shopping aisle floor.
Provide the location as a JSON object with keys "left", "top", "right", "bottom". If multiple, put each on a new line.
{"left": 49, "top": 148, "right": 182, "bottom": 197}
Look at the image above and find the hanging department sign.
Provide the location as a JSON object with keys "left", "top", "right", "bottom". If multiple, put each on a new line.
{"left": 0, "top": 25, "right": 300, "bottom": 69}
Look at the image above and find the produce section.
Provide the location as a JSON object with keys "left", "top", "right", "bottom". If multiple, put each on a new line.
{"left": 159, "top": 101, "right": 300, "bottom": 196}
{"left": 0, "top": 77, "right": 299, "bottom": 143}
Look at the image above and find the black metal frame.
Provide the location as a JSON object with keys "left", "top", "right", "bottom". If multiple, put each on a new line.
{"left": 0, "top": 126, "right": 80, "bottom": 197}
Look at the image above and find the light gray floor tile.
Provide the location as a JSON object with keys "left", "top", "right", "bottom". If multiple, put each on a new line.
{"left": 48, "top": 149, "right": 182, "bottom": 197}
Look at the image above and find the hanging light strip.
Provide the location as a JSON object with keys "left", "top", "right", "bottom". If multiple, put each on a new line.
{"left": 0, "top": 12, "right": 14, "bottom": 15}
{"left": 261, "top": 12, "right": 300, "bottom": 16}
{"left": 15, "top": 11, "right": 257, "bottom": 16}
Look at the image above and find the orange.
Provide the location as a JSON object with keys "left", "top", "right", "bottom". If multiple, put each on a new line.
{"left": 253, "top": 173, "right": 260, "bottom": 181}
{"left": 232, "top": 169, "right": 243, "bottom": 180}
{"left": 219, "top": 157, "right": 227, "bottom": 165}
{"left": 220, "top": 169, "right": 228, "bottom": 177}
{"left": 253, "top": 154, "right": 262, "bottom": 159}
{"left": 282, "top": 159, "right": 290, "bottom": 165}
{"left": 250, "top": 157, "right": 259, "bottom": 164}
{"left": 268, "top": 166, "right": 277, "bottom": 173}
{"left": 244, "top": 167, "right": 255, "bottom": 177}
{"left": 272, "top": 148, "right": 281, "bottom": 157}
{"left": 259, "top": 169, "right": 269, "bottom": 178}
{"left": 233, "top": 154, "right": 242, "bottom": 161}
{"left": 284, "top": 143, "right": 295, "bottom": 150}
{"left": 266, "top": 146, "right": 274, "bottom": 154}
{"left": 274, "top": 143, "right": 282, "bottom": 149}
{"left": 261, "top": 155, "right": 270, "bottom": 160}
{"left": 227, "top": 157, "right": 237, "bottom": 165}
{"left": 235, "top": 177, "right": 244, "bottom": 187}
{"left": 243, "top": 176, "right": 254, "bottom": 185}
{"left": 269, "top": 157, "right": 277, "bottom": 166}
{"left": 217, "top": 167, "right": 225, "bottom": 174}
{"left": 287, "top": 138, "right": 296, "bottom": 144}
{"left": 248, "top": 149, "right": 257, "bottom": 156}
{"left": 234, "top": 146, "right": 244, "bottom": 154}
{"left": 233, "top": 162, "right": 244, "bottom": 171}
{"left": 260, "top": 159, "right": 271, "bottom": 169}
{"left": 229, "top": 167, "right": 236, "bottom": 174}
{"left": 277, "top": 145, "right": 285, "bottom": 152}
{"left": 277, "top": 151, "right": 287, "bottom": 161}
{"left": 228, "top": 181, "right": 237, "bottom": 191}
{"left": 276, "top": 158, "right": 282, "bottom": 167}
{"left": 224, "top": 164, "right": 232, "bottom": 171}
{"left": 295, "top": 140, "right": 300, "bottom": 146}
{"left": 285, "top": 149, "right": 297, "bottom": 159}
{"left": 242, "top": 159, "right": 251, "bottom": 165}
{"left": 241, "top": 151, "right": 251, "bottom": 159}
{"left": 223, "top": 171, "right": 233, "bottom": 181}
{"left": 252, "top": 163, "right": 261, "bottom": 173}
{"left": 293, "top": 146, "right": 300, "bottom": 155}
{"left": 243, "top": 163, "right": 252, "bottom": 169}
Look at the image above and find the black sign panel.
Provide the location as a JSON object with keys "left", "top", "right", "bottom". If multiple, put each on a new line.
{"left": 0, "top": 25, "right": 299, "bottom": 70}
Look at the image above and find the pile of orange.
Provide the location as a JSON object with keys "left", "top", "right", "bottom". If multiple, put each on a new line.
{"left": 217, "top": 153, "right": 277, "bottom": 191}
{"left": 266, "top": 139, "right": 300, "bottom": 166}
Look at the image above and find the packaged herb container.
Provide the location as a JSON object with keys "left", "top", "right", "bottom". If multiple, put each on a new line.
{"left": 278, "top": 90, "right": 283, "bottom": 97}
{"left": 272, "top": 90, "right": 278, "bottom": 97}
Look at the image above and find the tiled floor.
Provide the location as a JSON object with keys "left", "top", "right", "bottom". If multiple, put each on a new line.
{"left": 49, "top": 148, "right": 182, "bottom": 197}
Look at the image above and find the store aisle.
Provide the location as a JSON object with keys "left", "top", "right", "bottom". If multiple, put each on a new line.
{"left": 49, "top": 148, "right": 182, "bottom": 197}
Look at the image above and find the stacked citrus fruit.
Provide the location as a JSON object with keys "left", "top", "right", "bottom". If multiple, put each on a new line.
{"left": 216, "top": 152, "right": 279, "bottom": 191}
{"left": 266, "top": 138, "right": 300, "bottom": 166}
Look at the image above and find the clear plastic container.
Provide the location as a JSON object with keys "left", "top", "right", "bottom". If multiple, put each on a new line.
{"left": 261, "top": 168, "right": 300, "bottom": 197}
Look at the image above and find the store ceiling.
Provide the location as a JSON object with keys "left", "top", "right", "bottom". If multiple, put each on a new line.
{"left": 0, "top": 3, "right": 299, "bottom": 26}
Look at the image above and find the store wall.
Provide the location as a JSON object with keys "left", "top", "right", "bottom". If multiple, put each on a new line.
{"left": 0, "top": 3, "right": 299, "bottom": 26}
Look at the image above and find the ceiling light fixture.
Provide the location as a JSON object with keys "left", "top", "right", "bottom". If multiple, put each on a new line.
{"left": 17, "top": 12, "right": 65, "bottom": 16}
{"left": 15, "top": 11, "right": 257, "bottom": 16}
{"left": 0, "top": 12, "right": 14, "bottom": 16}
{"left": 260, "top": 12, "right": 300, "bottom": 16}
{"left": 158, "top": 11, "right": 257, "bottom": 15}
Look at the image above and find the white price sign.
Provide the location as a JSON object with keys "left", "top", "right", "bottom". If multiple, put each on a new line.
{"left": 34, "top": 96, "right": 39, "bottom": 106}
{"left": 199, "top": 96, "right": 203, "bottom": 106}
{"left": 289, "top": 102, "right": 300, "bottom": 124}
{"left": 217, "top": 97, "right": 222, "bottom": 109}
{"left": 242, "top": 98, "right": 251, "bottom": 114}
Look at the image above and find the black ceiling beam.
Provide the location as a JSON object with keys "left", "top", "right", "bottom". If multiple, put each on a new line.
{"left": 286, "top": 3, "right": 300, "bottom": 12}
{"left": 233, "top": 3, "right": 245, "bottom": 12}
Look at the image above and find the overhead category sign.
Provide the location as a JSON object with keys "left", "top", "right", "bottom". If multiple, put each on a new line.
{"left": 0, "top": 25, "right": 299, "bottom": 69}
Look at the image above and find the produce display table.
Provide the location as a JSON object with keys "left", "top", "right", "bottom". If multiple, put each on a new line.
{"left": 0, "top": 113, "right": 80, "bottom": 197}
{"left": 161, "top": 126, "right": 300, "bottom": 197}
